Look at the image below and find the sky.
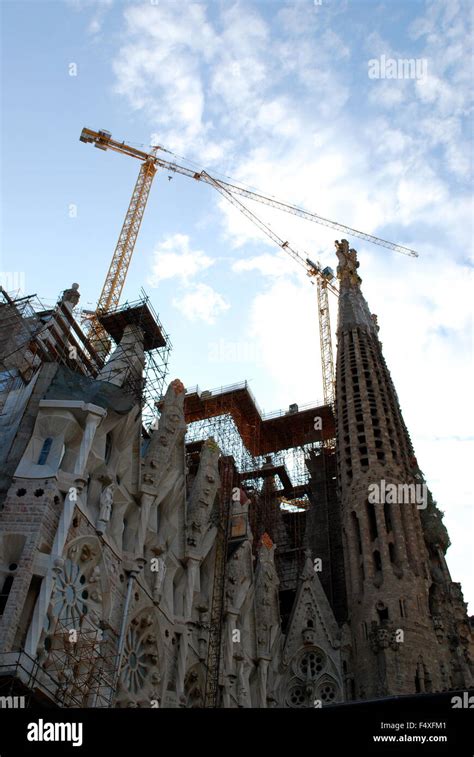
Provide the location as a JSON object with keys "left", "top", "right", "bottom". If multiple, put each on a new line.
{"left": 0, "top": 0, "right": 473, "bottom": 609}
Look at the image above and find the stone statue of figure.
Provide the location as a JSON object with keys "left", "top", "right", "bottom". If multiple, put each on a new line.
{"left": 152, "top": 555, "right": 167, "bottom": 603}
{"left": 61, "top": 282, "right": 80, "bottom": 308}
{"left": 96, "top": 483, "right": 114, "bottom": 534}
{"left": 255, "top": 533, "right": 280, "bottom": 656}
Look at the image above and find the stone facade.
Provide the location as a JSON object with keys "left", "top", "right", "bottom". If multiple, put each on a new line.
{"left": 0, "top": 257, "right": 471, "bottom": 708}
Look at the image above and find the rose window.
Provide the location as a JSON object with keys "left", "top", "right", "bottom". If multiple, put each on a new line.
{"left": 122, "top": 626, "right": 149, "bottom": 694}
{"left": 288, "top": 684, "right": 307, "bottom": 708}
{"left": 299, "top": 650, "right": 325, "bottom": 679}
{"left": 52, "top": 559, "right": 89, "bottom": 627}
{"left": 320, "top": 682, "right": 337, "bottom": 703}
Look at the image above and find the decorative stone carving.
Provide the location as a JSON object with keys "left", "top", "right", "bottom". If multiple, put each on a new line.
{"left": 335, "top": 239, "right": 361, "bottom": 285}
{"left": 255, "top": 533, "right": 280, "bottom": 657}
{"left": 96, "top": 483, "right": 114, "bottom": 535}
{"left": 118, "top": 609, "right": 162, "bottom": 707}
{"left": 141, "top": 379, "right": 186, "bottom": 490}
{"left": 225, "top": 539, "right": 253, "bottom": 613}
{"left": 433, "top": 615, "right": 445, "bottom": 641}
{"left": 185, "top": 438, "right": 220, "bottom": 551}
{"left": 369, "top": 621, "right": 400, "bottom": 653}
{"left": 151, "top": 554, "right": 166, "bottom": 604}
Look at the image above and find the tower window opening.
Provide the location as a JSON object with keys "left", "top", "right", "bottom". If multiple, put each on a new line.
{"left": 351, "top": 511, "right": 362, "bottom": 555}
{"left": 366, "top": 501, "right": 378, "bottom": 540}
{"left": 37, "top": 437, "right": 53, "bottom": 465}
{"left": 384, "top": 502, "right": 393, "bottom": 532}
{"left": 389, "top": 543, "right": 396, "bottom": 563}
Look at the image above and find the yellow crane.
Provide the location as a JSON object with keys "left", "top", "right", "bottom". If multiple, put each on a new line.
{"left": 80, "top": 126, "right": 418, "bottom": 402}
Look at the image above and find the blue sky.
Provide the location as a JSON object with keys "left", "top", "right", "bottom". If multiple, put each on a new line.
{"left": 1, "top": 0, "right": 473, "bottom": 608}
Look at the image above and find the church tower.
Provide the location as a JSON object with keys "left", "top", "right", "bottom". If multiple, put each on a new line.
{"left": 334, "top": 240, "right": 473, "bottom": 699}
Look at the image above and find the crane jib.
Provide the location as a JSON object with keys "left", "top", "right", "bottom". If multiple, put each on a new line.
{"left": 80, "top": 127, "right": 419, "bottom": 259}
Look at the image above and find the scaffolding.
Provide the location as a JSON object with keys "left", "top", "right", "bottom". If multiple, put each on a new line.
{"left": 0, "top": 287, "right": 171, "bottom": 430}
{"left": 184, "top": 382, "right": 336, "bottom": 570}
{"left": 90, "top": 290, "right": 172, "bottom": 429}
{"left": 186, "top": 383, "right": 337, "bottom": 706}
{"left": 37, "top": 614, "right": 117, "bottom": 708}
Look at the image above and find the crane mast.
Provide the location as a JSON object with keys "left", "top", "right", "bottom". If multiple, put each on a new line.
{"left": 201, "top": 168, "right": 338, "bottom": 405}
{"left": 98, "top": 154, "right": 157, "bottom": 315}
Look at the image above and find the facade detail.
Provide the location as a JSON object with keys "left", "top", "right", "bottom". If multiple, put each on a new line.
{"left": 0, "top": 248, "right": 471, "bottom": 707}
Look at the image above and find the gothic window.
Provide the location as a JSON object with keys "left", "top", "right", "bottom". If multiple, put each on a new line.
{"left": 373, "top": 550, "right": 382, "bottom": 572}
{"left": 389, "top": 543, "right": 396, "bottom": 563}
{"left": 122, "top": 625, "right": 150, "bottom": 694}
{"left": 288, "top": 683, "right": 306, "bottom": 707}
{"left": 37, "top": 437, "right": 53, "bottom": 465}
{"left": 319, "top": 682, "right": 337, "bottom": 703}
{"left": 298, "top": 649, "right": 325, "bottom": 679}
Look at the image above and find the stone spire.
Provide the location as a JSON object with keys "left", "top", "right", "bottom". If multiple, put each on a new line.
{"left": 334, "top": 242, "right": 468, "bottom": 699}
{"left": 335, "top": 240, "right": 377, "bottom": 336}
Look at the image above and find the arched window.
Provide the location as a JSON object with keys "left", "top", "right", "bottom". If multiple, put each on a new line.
{"left": 37, "top": 437, "right": 53, "bottom": 465}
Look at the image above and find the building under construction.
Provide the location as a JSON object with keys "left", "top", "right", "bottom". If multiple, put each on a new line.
{"left": 0, "top": 238, "right": 472, "bottom": 709}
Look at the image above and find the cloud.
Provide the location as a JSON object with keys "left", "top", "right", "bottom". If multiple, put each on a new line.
{"left": 232, "top": 251, "right": 300, "bottom": 278}
{"left": 172, "top": 283, "right": 230, "bottom": 325}
{"left": 147, "top": 233, "right": 227, "bottom": 324}
{"left": 66, "top": 0, "right": 113, "bottom": 36}
{"left": 147, "top": 233, "right": 214, "bottom": 285}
